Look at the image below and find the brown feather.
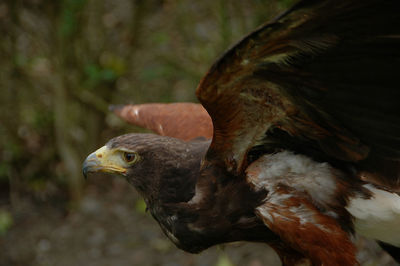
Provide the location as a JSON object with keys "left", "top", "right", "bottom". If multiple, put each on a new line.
{"left": 112, "top": 103, "right": 213, "bottom": 141}
{"left": 196, "top": 0, "right": 400, "bottom": 186}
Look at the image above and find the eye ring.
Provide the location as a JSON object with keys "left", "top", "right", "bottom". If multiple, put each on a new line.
{"left": 123, "top": 152, "right": 138, "bottom": 163}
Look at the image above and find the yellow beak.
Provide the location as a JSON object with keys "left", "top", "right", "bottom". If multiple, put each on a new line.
{"left": 82, "top": 146, "right": 127, "bottom": 178}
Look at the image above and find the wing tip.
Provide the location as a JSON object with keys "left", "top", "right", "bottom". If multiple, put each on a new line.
{"left": 109, "top": 104, "right": 126, "bottom": 114}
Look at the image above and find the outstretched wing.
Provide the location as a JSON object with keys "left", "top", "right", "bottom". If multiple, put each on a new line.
{"left": 196, "top": 0, "right": 400, "bottom": 185}
{"left": 111, "top": 103, "right": 213, "bottom": 141}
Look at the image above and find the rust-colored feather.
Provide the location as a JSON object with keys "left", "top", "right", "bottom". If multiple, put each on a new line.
{"left": 256, "top": 194, "right": 358, "bottom": 266}
{"left": 111, "top": 103, "right": 213, "bottom": 141}
{"left": 248, "top": 170, "right": 358, "bottom": 266}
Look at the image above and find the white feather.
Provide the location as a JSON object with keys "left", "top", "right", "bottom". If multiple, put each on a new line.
{"left": 247, "top": 151, "right": 337, "bottom": 207}
{"left": 346, "top": 184, "right": 400, "bottom": 247}
{"left": 248, "top": 151, "right": 400, "bottom": 247}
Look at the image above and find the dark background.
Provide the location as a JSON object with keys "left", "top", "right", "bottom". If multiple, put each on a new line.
{"left": 0, "top": 0, "right": 396, "bottom": 265}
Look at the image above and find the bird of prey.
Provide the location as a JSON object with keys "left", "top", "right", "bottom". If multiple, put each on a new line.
{"left": 83, "top": 0, "right": 400, "bottom": 265}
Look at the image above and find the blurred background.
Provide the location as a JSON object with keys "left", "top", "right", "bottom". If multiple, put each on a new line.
{"left": 0, "top": 0, "right": 397, "bottom": 265}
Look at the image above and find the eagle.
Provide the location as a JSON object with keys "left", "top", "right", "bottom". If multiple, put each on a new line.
{"left": 82, "top": 0, "right": 400, "bottom": 265}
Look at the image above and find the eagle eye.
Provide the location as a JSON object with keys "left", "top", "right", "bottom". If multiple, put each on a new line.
{"left": 123, "top": 152, "right": 138, "bottom": 164}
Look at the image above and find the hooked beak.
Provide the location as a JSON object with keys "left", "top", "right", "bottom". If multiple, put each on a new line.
{"left": 82, "top": 146, "right": 127, "bottom": 179}
{"left": 82, "top": 152, "right": 101, "bottom": 179}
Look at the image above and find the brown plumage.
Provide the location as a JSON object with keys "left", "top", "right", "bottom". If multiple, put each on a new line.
{"left": 83, "top": 0, "right": 400, "bottom": 265}
{"left": 111, "top": 103, "right": 213, "bottom": 141}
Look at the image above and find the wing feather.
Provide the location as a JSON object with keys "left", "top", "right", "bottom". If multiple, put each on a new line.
{"left": 111, "top": 103, "right": 213, "bottom": 141}
{"left": 196, "top": 0, "right": 400, "bottom": 184}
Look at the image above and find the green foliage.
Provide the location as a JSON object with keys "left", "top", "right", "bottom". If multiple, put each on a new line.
{"left": 139, "top": 64, "right": 175, "bottom": 82}
{"left": 150, "top": 32, "right": 170, "bottom": 46}
{"left": 59, "top": 0, "right": 87, "bottom": 38}
{"left": 84, "top": 63, "right": 117, "bottom": 88}
{"left": 35, "top": 113, "right": 54, "bottom": 132}
{"left": 13, "top": 54, "right": 28, "bottom": 67}
{"left": 0, "top": 210, "right": 13, "bottom": 235}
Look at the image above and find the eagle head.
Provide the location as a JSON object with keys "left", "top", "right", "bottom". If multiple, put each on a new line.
{"left": 82, "top": 133, "right": 208, "bottom": 203}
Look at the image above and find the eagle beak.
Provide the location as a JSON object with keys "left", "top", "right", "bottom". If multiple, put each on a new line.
{"left": 82, "top": 152, "right": 101, "bottom": 179}
{"left": 82, "top": 146, "right": 127, "bottom": 179}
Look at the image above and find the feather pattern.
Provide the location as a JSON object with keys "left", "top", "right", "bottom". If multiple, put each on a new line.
{"left": 196, "top": 0, "right": 400, "bottom": 186}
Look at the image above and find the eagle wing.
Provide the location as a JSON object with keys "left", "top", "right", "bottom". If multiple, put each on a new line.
{"left": 111, "top": 103, "right": 213, "bottom": 141}
{"left": 196, "top": 0, "right": 400, "bottom": 185}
